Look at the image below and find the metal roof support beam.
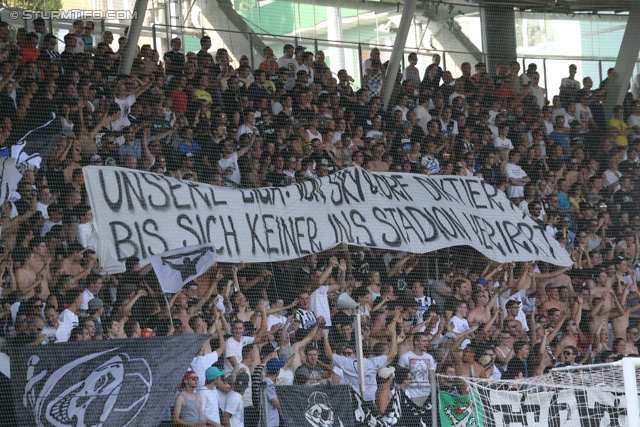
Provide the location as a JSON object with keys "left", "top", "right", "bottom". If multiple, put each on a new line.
{"left": 118, "top": 0, "right": 149, "bottom": 75}
{"left": 604, "top": 0, "right": 640, "bottom": 118}
{"left": 481, "top": 3, "right": 517, "bottom": 74}
{"left": 383, "top": 0, "right": 418, "bottom": 112}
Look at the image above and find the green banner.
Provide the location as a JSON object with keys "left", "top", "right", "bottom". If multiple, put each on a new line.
{"left": 438, "top": 390, "right": 484, "bottom": 427}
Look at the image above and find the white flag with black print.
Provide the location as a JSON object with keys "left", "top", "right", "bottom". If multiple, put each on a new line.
{"left": 0, "top": 157, "right": 23, "bottom": 210}
{"left": 149, "top": 243, "right": 217, "bottom": 293}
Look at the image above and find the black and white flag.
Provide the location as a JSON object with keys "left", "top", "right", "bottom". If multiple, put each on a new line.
{"left": 149, "top": 243, "right": 217, "bottom": 293}
{"left": 276, "top": 385, "right": 356, "bottom": 427}
{"left": 0, "top": 157, "right": 23, "bottom": 210}
{"left": 11, "top": 113, "right": 62, "bottom": 169}
{"left": 11, "top": 335, "right": 207, "bottom": 427}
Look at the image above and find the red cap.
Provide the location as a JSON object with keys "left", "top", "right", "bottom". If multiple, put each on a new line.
{"left": 183, "top": 371, "right": 196, "bottom": 382}
{"left": 141, "top": 328, "right": 153, "bottom": 338}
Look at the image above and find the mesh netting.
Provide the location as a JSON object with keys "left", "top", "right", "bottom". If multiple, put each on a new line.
{"left": 0, "top": 0, "right": 639, "bottom": 426}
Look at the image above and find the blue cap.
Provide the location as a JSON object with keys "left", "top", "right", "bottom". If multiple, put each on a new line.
{"left": 476, "top": 278, "right": 487, "bottom": 286}
{"left": 205, "top": 367, "right": 225, "bottom": 381}
{"left": 266, "top": 358, "right": 285, "bottom": 374}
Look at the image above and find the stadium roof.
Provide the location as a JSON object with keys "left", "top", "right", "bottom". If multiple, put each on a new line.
{"left": 470, "top": 0, "right": 631, "bottom": 14}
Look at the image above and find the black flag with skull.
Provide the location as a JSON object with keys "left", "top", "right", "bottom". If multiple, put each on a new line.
{"left": 11, "top": 335, "right": 207, "bottom": 427}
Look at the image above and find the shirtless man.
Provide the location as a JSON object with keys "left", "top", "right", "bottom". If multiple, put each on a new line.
{"left": 554, "top": 319, "right": 582, "bottom": 358}
{"left": 16, "top": 250, "right": 46, "bottom": 300}
{"left": 588, "top": 268, "right": 615, "bottom": 322}
{"left": 540, "top": 283, "right": 569, "bottom": 316}
{"left": 29, "top": 237, "right": 51, "bottom": 299}
{"left": 610, "top": 283, "right": 640, "bottom": 339}
{"left": 449, "top": 326, "right": 484, "bottom": 377}
{"left": 624, "top": 326, "right": 640, "bottom": 355}
{"left": 467, "top": 282, "right": 507, "bottom": 326}
{"left": 369, "top": 143, "right": 389, "bottom": 172}
{"left": 59, "top": 243, "right": 95, "bottom": 280}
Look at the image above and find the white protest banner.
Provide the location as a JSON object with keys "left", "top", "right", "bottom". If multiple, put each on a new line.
{"left": 149, "top": 242, "right": 217, "bottom": 293}
{"left": 83, "top": 165, "right": 573, "bottom": 273}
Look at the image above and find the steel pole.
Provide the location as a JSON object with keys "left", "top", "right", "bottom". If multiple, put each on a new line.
{"left": 118, "top": 0, "right": 149, "bottom": 75}
{"left": 382, "top": 0, "right": 418, "bottom": 111}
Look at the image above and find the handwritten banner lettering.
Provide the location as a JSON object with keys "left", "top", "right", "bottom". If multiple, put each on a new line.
{"left": 83, "top": 166, "right": 573, "bottom": 273}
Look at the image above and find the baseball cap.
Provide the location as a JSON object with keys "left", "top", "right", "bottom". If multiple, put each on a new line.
{"left": 184, "top": 152, "right": 194, "bottom": 158}
{"left": 545, "top": 283, "right": 555, "bottom": 292}
{"left": 377, "top": 366, "right": 395, "bottom": 379}
{"left": 456, "top": 261, "right": 470, "bottom": 269}
{"left": 278, "top": 347, "right": 295, "bottom": 360}
{"left": 233, "top": 372, "right": 250, "bottom": 392}
{"left": 205, "top": 366, "right": 225, "bottom": 381}
{"left": 505, "top": 300, "right": 521, "bottom": 308}
{"left": 294, "top": 45, "right": 306, "bottom": 53}
{"left": 89, "top": 153, "right": 102, "bottom": 163}
{"left": 266, "top": 358, "right": 285, "bottom": 374}
{"left": 476, "top": 278, "right": 488, "bottom": 286}
{"left": 260, "top": 343, "right": 277, "bottom": 361}
{"left": 87, "top": 297, "right": 103, "bottom": 314}
{"left": 183, "top": 370, "right": 197, "bottom": 382}
{"left": 141, "top": 328, "right": 153, "bottom": 338}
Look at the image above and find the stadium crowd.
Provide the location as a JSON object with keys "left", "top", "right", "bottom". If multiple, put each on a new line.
{"left": 2, "top": 17, "right": 640, "bottom": 427}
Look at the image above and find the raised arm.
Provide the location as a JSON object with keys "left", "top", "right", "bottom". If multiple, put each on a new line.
{"left": 188, "top": 270, "right": 223, "bottom": 316}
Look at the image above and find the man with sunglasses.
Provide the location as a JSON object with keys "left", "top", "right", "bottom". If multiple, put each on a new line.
{"left": 556, "top": 345, "right": 581, "bottom": 367}
{"left": 173, "top": 370, "right": 205, "bottom": 426}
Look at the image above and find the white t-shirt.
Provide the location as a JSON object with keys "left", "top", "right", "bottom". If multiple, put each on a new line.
{"left": 518, "top": 200, "right": 546, "bottom": 220}
{"left": 224, "top": 335, "right": 254, "bottom": 375}
{"left": 574, "top": 103, "right": 592, "bottom": 133}
{"left": 504, "top": 163, "right": 527, "bottom": 199}
{"left": 81, "top": 289, "right": 95, "bottom": 311}
{"left": 266, "top": 314, "right": 286, "bottom": 331}
{"left": 413, "top": 105, "right": 432, "bottom": 135}
{"left": 603, "top": 169, "right": 622, "bottom": 193}
{"left": 628, "top": 114, "right": 640, "bottom": 140}
{"left": 197, "top": 387, "right": 220, "bottom": 424}
{"left": 449, "top": 316, "right": 470, "bottom": 349}
{"left": 115, "top": 94, "right": 136, "bottom": 117}
{"left": 398, "top": 350, "right": 437, "bottom": 398}
{"left": 331, "top": 354, "right": 387, "bottom": 402}
{"left": 218, "top": 152, "right": 241, "bottom": 187}
{"left": 77, "top": 221, "right": 97, "bottom": 250}
{"left": 494, "top": 136, "right": 514, "bottom": 150}
{"left": 191, "top": 351, "right": 220, "bottom": 389}
{"left": 393, "top": 105, "right": 409, "bottom": 121}
{"left": 56, "top": 309, "right": 79, "bottom": 343}
{"left": 560, "top": 78, "right": 580, "bottom": 91}
{"left": 230, "top": 363, "right": 253, "bottom": 407}
{"left": 497, "top": 289, "right": 530, "bottom": 333}
{"left": 309, "top": 285, "right": 331, "bottom": 327}
{"left": 224, "top": 390, "right": 245, "bottom": 427}
{"left": 278, "top": 367, "right": 294, "bottom": 386}
{"left": 36, "top": 202, "right": 49, "bottom": 219}
{"left": 531, "top": 86, "right": 545, "bottom": 108}
{"left": 236, "top": 124, "right": 258, "bottom": 141}
{"left": 296, "top": 64, "right": 314, "bottom": 85}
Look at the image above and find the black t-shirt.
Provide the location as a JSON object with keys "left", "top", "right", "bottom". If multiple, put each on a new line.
{"left": 164, "top": 51, "right": 185, "bottom": 76}
{"left": 388, "top": 272, "right": 410, "bottom": 295}
{"left": 264, "top": 170, "right": 289, "bottom": 187}
{"left": 614, "top": 190, "right": 636, "bottom": 214}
